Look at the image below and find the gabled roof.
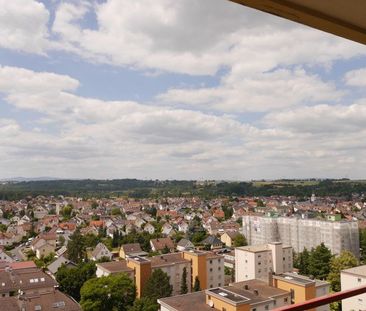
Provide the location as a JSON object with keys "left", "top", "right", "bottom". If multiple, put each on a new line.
{"left": 150, "top": 237, "right": 174, "bottom": 251}
{"left": 202, "top": 235, "right": 222, "bottom": 246}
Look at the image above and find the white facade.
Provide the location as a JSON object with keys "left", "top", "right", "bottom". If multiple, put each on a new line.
{"left": 235, "top": 242, "right": 293, "bottom": 282}
{"left": 243, "top": 215, "right": 360, "bottom": 257}
{"left": 341, "top": 265, "right": 366, "bottom": 311}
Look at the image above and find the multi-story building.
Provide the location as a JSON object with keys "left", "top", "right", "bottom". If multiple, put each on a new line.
{"left": 341, "top": 265, "right": 366, "bottom": 311}
{"left": 158, "top": 274, "right": 330, "bottom": 311}
{"left": 159, "top": 280, "right": 291, "bottom": 311}
{"left": 242, "top": 215, "right": 359, "bottom": 257}
{"left": 150, "top": 253, "right": 192, "bottom": 296}
{"left": 273, "top": 272, "right": 330, "bottom": 311}
{"left": 98, "top": 250, "right": 224, "bottom": 298}
{"left": 0, "top": 261, "right": 81, "bottom": 310}
{"left": 235, "top": 242, "right": 293, "bottom": 282}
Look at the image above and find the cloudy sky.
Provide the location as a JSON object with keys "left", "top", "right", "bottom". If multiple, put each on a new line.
{"left": 1, "top": 0, "right": 366, "bottom": 180}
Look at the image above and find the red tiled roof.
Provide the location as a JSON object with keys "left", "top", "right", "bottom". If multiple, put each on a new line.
{"left": 9, "top": 261, "right": 37, "bottom": 270}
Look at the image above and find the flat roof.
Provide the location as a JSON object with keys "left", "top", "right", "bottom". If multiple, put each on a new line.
{"left": 208, "top": 287, "right": 250, "bottom": 303}
{"left": 159, "top": 291, "right": 213, "bottom": 311}
{"left": 342, "top": 265, "right": 366, "bottom": 277}
{"left": 230, "top": 0, "right": 366, "bottom": 45}
{"left": 273, "top": 273, "right": 315, "bottom": 286}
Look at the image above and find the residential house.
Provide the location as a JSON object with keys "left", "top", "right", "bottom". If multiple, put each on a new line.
{"left": 220, "top": 231, "right": 241, "bottom": 247}
{"left": 0, "top": 247, "right": 14, "bottom": 263}
{"left": 96, "top": 261, "right": 134, "bottom": 278}
{"left": 150, "top": 237, "right": 175, "bottom": 253}
{"left": 143, "top": 223, "right": 155, "bottom": 234}
{"left": 119, "top": 243, "right": 148, "bottom": 259}
{"left": 91, "top": 243, "right": 112, "bottom": 261}
{"left": 47, "top": 256, "right": 76, "bottom": 275}
{"left": 34, "top": 206, "right": 48, "bottom": 219}
{"left": 177, "top": 221, "right": 189, "bottom": 233}
{"left": 202, "top": 235, "right": 223, "bottom": 250}
{"left": 341, "top": 265, "right": 366, "bottom": 311}
{"left": 176, "top": 239, "right": 194, "bottom": 252}
{"left": 162, "top": 223, "right": 174, "bottom": 236}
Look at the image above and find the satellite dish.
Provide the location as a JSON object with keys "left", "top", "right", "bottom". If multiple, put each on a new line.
{"left": 208, "top": 300, "right": 214, "bottom": 308}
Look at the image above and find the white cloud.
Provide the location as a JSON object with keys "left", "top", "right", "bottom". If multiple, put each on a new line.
{"left": 345, "top": 68, "right": 366, "bottom": 87}
{"left": 0, "top": 0, "right": 50, "bottom": 54}
{"left": 159, "top": 68, "right": 344, "bottom": 112}
{"left": 50, "top": 0, "right": 366, "bottom": 75}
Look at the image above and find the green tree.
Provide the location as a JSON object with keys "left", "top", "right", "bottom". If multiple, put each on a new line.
{"left": 142, "top": 269, "right": 172, "bottom": 301}
{"left": 128, "top": 297, "right": 159, "bottom": 311}
{"left": 233, "top": 234, "right": 247, "bottom": 247}
{"left": 61, "top": 204, "right": 73, "bottom": 219}
{"left": 67, "top": 228, "right": 86, "bottom": 264}
{"left": 56, "top": 261, "right": 96, "bottom": 301}
{"left": 84, "top": 233, "right": 100, "bottom": 248}
{"left": 111, "top": 207, "right": 122, "bottom": 215}
{"left": 80, "top": 273, "right": 136, "bottom": 311}
{"left": 298, "top": 248, "right": 310, "bottom": 276}
{"left": 308, "top": 243, "right": 332, "bottom": 280}
{"left": 193, "top": 276, "right": 201, "bottom": 292}
{"left": 359, "top": 228, "right": 366, "bottom": 263}
{"left": 327, "top": 251, "right": 358, "bottom": 292}
{"left": 180, "top": 267, "right": 188, "bottom": 294}
{"left": 162, "top": 244, "right": 170, "bottom": 254}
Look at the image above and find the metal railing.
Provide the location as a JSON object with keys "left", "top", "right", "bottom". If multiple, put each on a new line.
{"left": 274, "top": 285, "right": 366, "bottom": 311}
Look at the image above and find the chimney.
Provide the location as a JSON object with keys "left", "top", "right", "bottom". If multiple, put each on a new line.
{"left": 253, "top": 289, "right": 259, "bottom": 296}
{"left": 268, "top": 271, "right": 274, "bottom": 287}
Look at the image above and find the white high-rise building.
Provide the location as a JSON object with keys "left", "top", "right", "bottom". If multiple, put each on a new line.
{"left": 235, "top": 242, "right": 293, "bottom": 282}
{"left": 243, "top": 215, "right": 359, "bottom": 257}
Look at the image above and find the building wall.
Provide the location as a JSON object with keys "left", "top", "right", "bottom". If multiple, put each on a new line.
{"left": 183, "top": 252, "right": 207, "bottom": 290}
{"left": 206, "top": 257, "right": 224, "bottom": 288}
{"left": 274, "top": 279, "right": 316, "bottom": 311}
{"left": 205, "top": 295, "right": 250, "bottom": 311}
{"left": 126, "top": 259, "right": 152, "bottom": 298}
{"left": 315, "top": 285, "right": 330, "bottom": 311}
{"left": 156, "top": 261, "right": 192, "bottom": 296}
{"left": 341, "top": 271, "right": 366, "bottom": 311}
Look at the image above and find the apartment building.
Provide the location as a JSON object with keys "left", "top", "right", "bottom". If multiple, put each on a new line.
{"left": 150, "top": 253, "right": 192, "bottom": 296}
{"left": 100, "top": 250, "right": 224, "bottom": 298}
{"left": 0, "top": 261, "right": 81, "bottom": 310}
{"left": 341, "top": 265, "right": 366, "bottom": 311}
{"left": 273, "top": 272, "right": 330, "bottom": 311}
{"left": 235, "top": 242, "right": 293, "bottom": 282}
{"left": 159, "top": 273, "right": 329, "bottom": 311}
{"left": 243, "top": 215, "right": 359, "bottom": 257}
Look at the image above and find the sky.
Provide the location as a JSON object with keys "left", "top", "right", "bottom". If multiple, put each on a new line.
{"left": 0, "top": 0, "right": 366, "bottom": 180}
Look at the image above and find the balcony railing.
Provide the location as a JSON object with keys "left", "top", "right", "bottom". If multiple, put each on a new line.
{"left": 274, "top": 285, "right": 366, "bottom": 311}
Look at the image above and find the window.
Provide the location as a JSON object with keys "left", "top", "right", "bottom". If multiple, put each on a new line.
{"left": 252, "top": 309, "right": 256, "bottom": 311}
{"left": 218, "top": 267, "right": 221, "bottom": 271}
{"left": 218, "top": 259, "right": 221, "bottom": 263}
{"left": 210, "top": 268, "right": 213, "bottom": 272}
{"left": 210, "top": 260, "right": 212, "bottom": 264}
{"left": 258, "top": 262, "right": 261, "bottom": 265}
{"left": 284, "top": 297, "right": 288, "bottom": 303}
{"left": 358, "top": 278, "right": 362, "bottom": 283}
{"left": 218, "top": 283, "right": 221, "bottom": 286}
{"left": 265, "top": 305, "right": 269, "bottom": 310}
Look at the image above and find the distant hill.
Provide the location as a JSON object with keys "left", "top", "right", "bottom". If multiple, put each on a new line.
{"left": 0, "top": 177, "right": 62, "bottom": 182}
{"left": 0, "top": 178, "right": 365, "bottom": 200}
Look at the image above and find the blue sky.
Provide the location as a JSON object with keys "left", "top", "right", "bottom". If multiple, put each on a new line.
{"left": 0, "top": 0, "right": 365, "bottom": 180}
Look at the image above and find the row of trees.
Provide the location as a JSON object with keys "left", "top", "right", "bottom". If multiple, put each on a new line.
{"left": 294, "top": 244, "right": 358, "bottom": 289}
